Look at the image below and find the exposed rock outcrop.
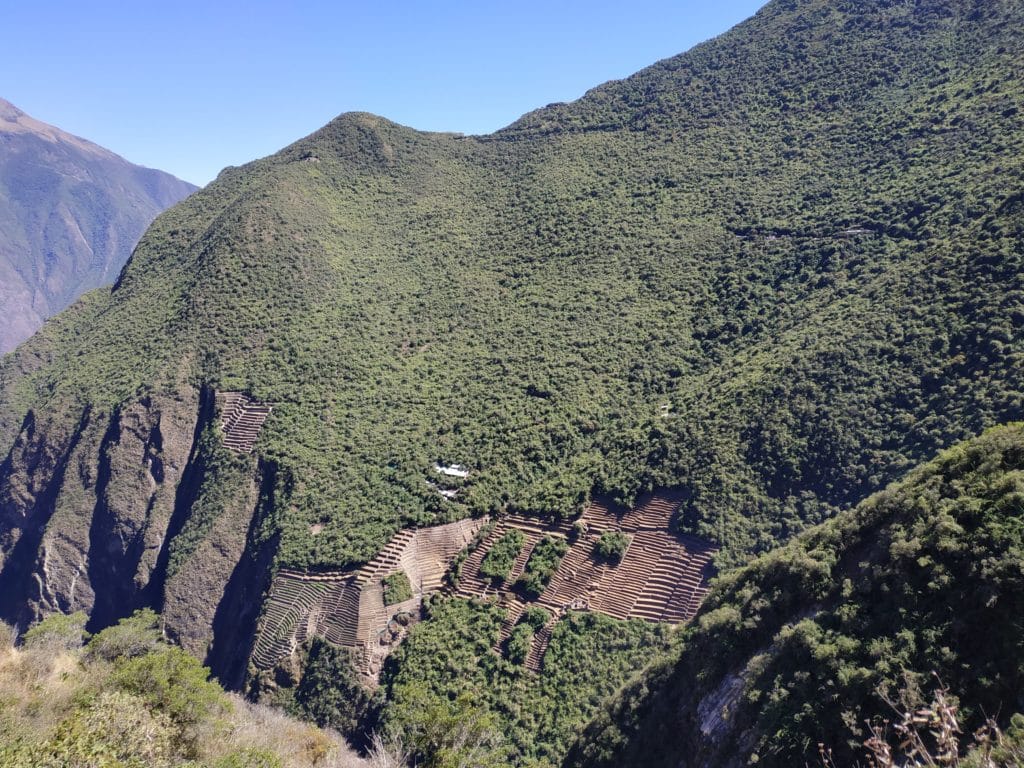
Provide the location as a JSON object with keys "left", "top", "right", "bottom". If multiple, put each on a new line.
{"left": 0, "top": 381, "right": 270, "bottom": 668}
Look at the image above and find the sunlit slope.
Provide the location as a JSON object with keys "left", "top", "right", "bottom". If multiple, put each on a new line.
{"left": 0, "top": 0, "right": 1021, "bottom": 599}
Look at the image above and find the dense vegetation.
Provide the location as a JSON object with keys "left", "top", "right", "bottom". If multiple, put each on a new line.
{"left": 516, "top": 536, "right": 568, "bottom": 598}
{"left": 0, "top": 611, "right": 359, "bottom": 768}
{"left": 382, "top": 572, "right": 413, "bottom": 605}
{"left": 567, "top": 424, "right": 1024, "bottom": 768}
{"left": 594, "top": 531, "right": 630, "bottom": 563}
{"left": 377, "top": 596, "right": 672, "bottom": 766}
{"left": 293, "top": 638, "right": 378, "bottom": 742}
{"left": 506, "top": 607, "right": 551, "bottom": 665}
{"left": 3, "top": 0, "right": 1022, "bottom": 586}
{"left": 1, "top": 1, "right": 1023, "bottom": 764}
{"left": 479, "top": 530, "right": 525, "bottom": 584}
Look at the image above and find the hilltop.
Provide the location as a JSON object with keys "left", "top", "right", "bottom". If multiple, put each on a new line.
{"left": 0, "top": 98, "right": 195, "bottom": 352}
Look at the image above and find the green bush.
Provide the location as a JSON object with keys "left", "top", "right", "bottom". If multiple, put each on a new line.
{"left": 383, "top": 571, "right": 414, "bottom": 605}
{"left": 594, "top": 531, "right": 630, "bottom": 563}
{"left": 22, "top": 611, "right": 89, "bottom": 651}
{"left": 46, "top": 690, "right": 175, "bottom": 768}
{"left": 85, "top": 608, "right": 163, "bottom": 662}
{"left": 507, "top": 624, "right": 535, "bottom": 665}
{"left": 112, "top": 646, "right": 225, "bottom": 757}
{"left": 521, "top": 606, "right": 551, "bottom": 630}
{"left": 385, "top": 685, "right": 508, "bottom": 768}
{"left": 480, "top": 529, "right": 525, "bottom": 584}
{"left": 516, "top": 536, "right": 568, "bottom": 598}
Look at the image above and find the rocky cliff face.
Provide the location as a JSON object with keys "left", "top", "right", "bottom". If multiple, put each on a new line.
{"left": 0, "top": 380, "right": 283, "bottom": 683}
{"left": 0, "top": 98, "right": 196, "bottom": 353}
{"left": 0, "top": 379, "right": 198, "bottom": 625}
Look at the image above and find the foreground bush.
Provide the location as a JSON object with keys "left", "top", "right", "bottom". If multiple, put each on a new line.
{"left": 0, "top": 611, "right": 361, "bottom": 768}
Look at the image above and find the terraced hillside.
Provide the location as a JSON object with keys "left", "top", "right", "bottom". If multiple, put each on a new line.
{"left": 251, "top": 517, "right": 483, "bottom": 679}
{"left": 217, "top": 391, "right": 273, "bottom": 453}
{"left": 252, "top": 490, "right": 712, "bottom": 679}
{"left": 455, "top": 491, "right": 717, "bottom": 669}
{"left": 567, "top": 424, "right": 1024, "bottom": 768}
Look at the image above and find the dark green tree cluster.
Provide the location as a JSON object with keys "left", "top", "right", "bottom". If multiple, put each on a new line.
{"left": 594, "top": 531, "right": 630, "bottom": 563}
{"left": 382, "top": 571, "right": 414, "bottom": 605}
{"left": 506, "top": 606, "right": 552, "bottom": 665}
{"left": 380, "top": 596, "right": 672, "bottom": 766}
{"left": 479, "top": 529, "right": 525, "bottom": 584}
{"left": 516, "top": 537, "right": 568, "bottom": 598}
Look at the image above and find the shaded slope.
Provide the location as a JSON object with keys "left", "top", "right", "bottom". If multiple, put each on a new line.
{"left": 0, "top": 98, "right": 196, "bottom": 353}
{"left": 566, "top": 422, "right": 1024, "bottom": 768}
{"left": 0, "top": 0, "right": 1021, "bottom": 656}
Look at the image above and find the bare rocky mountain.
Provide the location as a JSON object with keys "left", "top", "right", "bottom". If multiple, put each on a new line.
{"left": 0, "top": 98, "right": 196, "bottom": 353}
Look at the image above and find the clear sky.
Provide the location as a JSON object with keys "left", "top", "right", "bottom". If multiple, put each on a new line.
{"left": 3, "top": 1, "right": 766, "bottom": 186}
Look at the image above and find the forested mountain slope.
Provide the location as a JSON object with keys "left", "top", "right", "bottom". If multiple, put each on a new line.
{"left": 0, "top": 0, "right": 1021, "bottom": 673}
{"left": 0, "top": 98, "right": 196, "bottom": 353}
{"left": 566, "top": 423, "right": 1024, "bottom": 768}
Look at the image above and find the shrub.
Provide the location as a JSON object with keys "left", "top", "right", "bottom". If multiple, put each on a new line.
{"left": 516, "top": 536, "right": 568, "bottom": 598}
{"left": 385, "top": 685, "right": 507, "bottom": 768}
{"left": 507, "top": 624, "right": 534, "bottom": 665}
{"left": 383, "top": 571, "right": 414, "bottom": 605}
{"left": 47, "top": 690, "right": 176, "bottom": 767}
{"left": 22, "top": 611, "right": 89, "bottom": 652}
{"left": 521, "top": 606, "right": 551, "bottom": 630}
{"left": 112, "top": 646, "right": 226, "bottom": 757}
{"left": 85, "top": 608, "right": 163, "bottom": 662}
{"left": 823, "top": 681, "right": 1024, "bottom": 768}
{"left": 594, "top": 531, "right": 631, "bottom": 563}
{"left": 570, "top": 521, "right": 587, "bottom": 542}
{"left": 480, "top": 529, "right": 525, "bottom": 584}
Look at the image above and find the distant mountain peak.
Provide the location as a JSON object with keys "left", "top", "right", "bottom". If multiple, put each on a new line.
{"left": 0, "top": 97, "right": 25, "bottom": 121}
{"left": 0, "top": 98, "right": 196, "bottom": 352}
{"left": 0, "top": 96, "right": 119, "bottom": 162}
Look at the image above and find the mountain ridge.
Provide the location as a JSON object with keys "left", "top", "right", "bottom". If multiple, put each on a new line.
{"left": 566, "top": 422, "right": 1024, "bottom": 768}
{"left": 0, "top": 97, "right": 122, "bottom": 161}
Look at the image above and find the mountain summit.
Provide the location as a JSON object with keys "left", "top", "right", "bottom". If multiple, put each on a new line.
{"left": 0, "top": 99, "right": 196, "bottom": 352}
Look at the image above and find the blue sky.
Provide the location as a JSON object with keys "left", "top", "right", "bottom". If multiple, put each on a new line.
{"left": 3, "top": 1, "right": 765, "bottom": 186}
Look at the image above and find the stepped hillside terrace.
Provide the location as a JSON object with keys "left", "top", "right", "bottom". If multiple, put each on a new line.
{"left": 251, "top": 518, "right": 485, "bottom": 680}
{"left": 217, "top": 391, "right": 273, "bottom": 453}
{"left": 250, "top": 490, "right": 716, "bottom": 679}
{"left": 459, "top": 490, "right": 717, "bottom": 671}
